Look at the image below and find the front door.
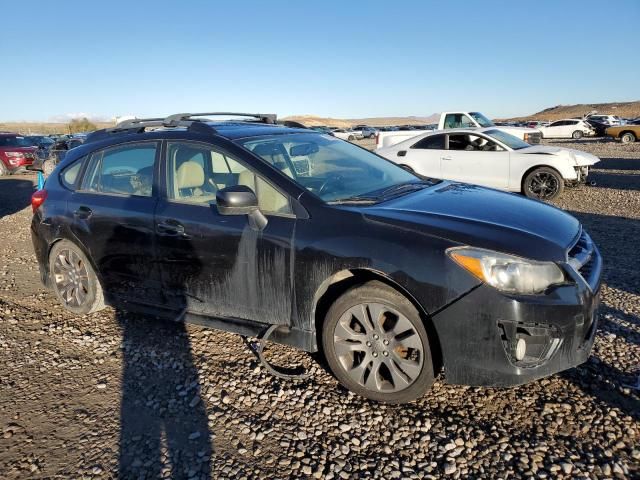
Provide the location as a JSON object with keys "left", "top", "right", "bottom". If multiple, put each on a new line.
{"left": 440, "top": 133, "right": 509, "bottom": 189}
{"left": 67, "top": 141, "right": 163, "bottom": 305}
{"left": 154, "top": 140, "right": 296, "bottom": 325}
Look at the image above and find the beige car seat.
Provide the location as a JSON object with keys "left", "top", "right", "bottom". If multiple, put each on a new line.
{"left": 175, "top": 161, "right": 217, "bottom": 204}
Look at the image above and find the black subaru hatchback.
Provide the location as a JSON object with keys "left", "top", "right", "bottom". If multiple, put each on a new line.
{"left": 31, "top": 113, "right": 601, "bottom": 403}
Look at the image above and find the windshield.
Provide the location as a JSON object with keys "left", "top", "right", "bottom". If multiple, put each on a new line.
{"left": 469, "top": 112, "right": 495, "bottom": 128}
{"left": 484, "top": 129, "right": 530, "bottom": 150}
{"left": 0, "top": 136, "right": 33, "bottom": 147}
{"left": 237, "top": 133, "right": 430, "bottom": 203}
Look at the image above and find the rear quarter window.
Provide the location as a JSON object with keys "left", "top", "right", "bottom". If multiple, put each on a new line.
{"left": 60, "top": 160, "right": 83, "bottom": 190}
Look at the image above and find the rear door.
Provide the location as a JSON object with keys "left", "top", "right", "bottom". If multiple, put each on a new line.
{"left": 543, "top": 121, "right": 564, "bottom": 138}
{"left": 440, "top": 133, "right": 509, "bottom": 189}
{"left": 154, "top": 140, "right": 296, "bottom": 325}
{"left": 67, "top": 141, "right": 163, "bottom": 305}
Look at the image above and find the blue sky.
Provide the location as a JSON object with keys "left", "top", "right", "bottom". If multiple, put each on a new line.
{"left": 1, "top": 0, "right": 638, "bottom": 121}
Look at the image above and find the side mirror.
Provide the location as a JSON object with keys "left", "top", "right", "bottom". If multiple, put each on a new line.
{"left": 215, "top": 185, "right": 268, "bottom": 231}
{"left": 216, "top": 185, "right": 258, "bottom": 215}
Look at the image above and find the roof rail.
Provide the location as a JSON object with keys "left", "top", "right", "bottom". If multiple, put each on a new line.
{"left": 164, "top": 112, "right": 277, "bottom": 125}
{"left": 85, "top": 112, "right": 278, "bottom": 144}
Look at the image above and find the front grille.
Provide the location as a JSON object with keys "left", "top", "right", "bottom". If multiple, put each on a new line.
{"left": 527, "top": 132, "right": 542, "bottom": 144}
{"left": 567, "top": 229, "right": 600, "bottom": 290}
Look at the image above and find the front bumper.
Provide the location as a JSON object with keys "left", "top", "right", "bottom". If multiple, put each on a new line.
{"left": 432, "top": 250, "right": 602, "bottom": 387}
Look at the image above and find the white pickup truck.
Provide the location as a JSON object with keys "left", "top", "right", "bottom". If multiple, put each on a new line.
{"left": 375, "top": 111, "right": 542, "bottom": 149}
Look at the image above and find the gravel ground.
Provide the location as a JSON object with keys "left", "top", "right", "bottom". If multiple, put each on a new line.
{"left": 0, "top": 137, "right": 639, "bottom": 479}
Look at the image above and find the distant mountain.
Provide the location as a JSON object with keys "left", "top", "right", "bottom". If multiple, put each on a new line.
{"left": 501, "top": 101, "right": 640, "bottom": 121}
{"left": 283, "top": 114, "right": 440, "bottom": 128}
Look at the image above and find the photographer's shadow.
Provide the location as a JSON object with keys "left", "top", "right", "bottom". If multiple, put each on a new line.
{"left": 117, "top": 310, "right": 212, "bottom": 479}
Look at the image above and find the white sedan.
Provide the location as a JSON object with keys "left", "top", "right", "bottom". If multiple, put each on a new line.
{"left": 375, "top": 128, "right": 599, "bottom": 200}
{"left": 332, "top": 129, "right": 362, "bottom": 141}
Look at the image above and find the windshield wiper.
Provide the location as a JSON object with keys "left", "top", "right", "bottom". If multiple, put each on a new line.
{"left": 375, "top": 181, "right": 431, "bottom": 199}
{"left": 328, "top": 196, "right": 379, "bottom": 205}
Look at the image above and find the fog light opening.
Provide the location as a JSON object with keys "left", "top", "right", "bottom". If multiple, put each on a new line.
{"left": 515, "top": 338, "right": 527, "bottom": 361}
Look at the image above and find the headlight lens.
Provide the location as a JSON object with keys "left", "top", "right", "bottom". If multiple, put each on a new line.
{"left": 447, "top": 247, "right": 565, "bottom": 294}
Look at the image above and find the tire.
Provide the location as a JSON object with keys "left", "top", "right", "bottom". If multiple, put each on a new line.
{"left": 43, "top": 159, "right": 56, "bottom": 177}
{"left": 49, "top": 240, "right": 105, "bottom": 315}
{"left": 621, "top": 132, "right": 636, "bottom": 144}
{"left": 572, "top": 130, "right": 583, "bottom": 140}
{"left": 348, "top": 135, "right": 355, "bottom": 141}
{"left": 523, "top": 167, "right": 564, "bottom": 201}
{"left": 322, "top": 281, "right": 434, "bottom": 403}
{"left": 0, "top": 162, "right": 8, "bottom": 177}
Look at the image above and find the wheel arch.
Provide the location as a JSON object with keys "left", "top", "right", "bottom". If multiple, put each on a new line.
{"left": 520, "top": 164, "right": 567, "bottom": 193}
{"left": 620, "top": 130, "right": 637, "bottom": 140}
{"left": 311, "top": 268, "right": 443, "bottom": 372}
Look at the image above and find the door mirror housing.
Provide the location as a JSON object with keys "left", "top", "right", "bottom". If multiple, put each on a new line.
{"left": 216, "top": 185, "right": 258, "bottom": 215}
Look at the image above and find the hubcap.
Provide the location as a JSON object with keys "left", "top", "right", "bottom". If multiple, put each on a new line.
{"left": 333, "top": 303, "right": 424, "bottom": 393}
{"left": 53, "top": 249, "right": 89, "bottom": 307}
{"left": 528, "top": 172, "right": 559, "bottom": 199}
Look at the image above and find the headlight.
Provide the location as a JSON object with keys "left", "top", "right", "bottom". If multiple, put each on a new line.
{"left": 447, "top": 247, "right": 565, "bottom": 294}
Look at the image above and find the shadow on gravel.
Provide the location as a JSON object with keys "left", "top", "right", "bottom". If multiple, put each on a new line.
{"left": 0, "top": 177, "right": 35, "bottom": 218}
{"left": 568, "top": 210, "right": 640, "bottom": 296}
{"left": 117, "top": 311, "right": 212, "bottom": 479}
{"left": 561, "top": 359, "right": 640, "bottom": 422}
{"left": 593, "top": 157, "right": 640, "bottom": 171}
{"left": 588, "top": 171, "right": 640, "bottom": 192}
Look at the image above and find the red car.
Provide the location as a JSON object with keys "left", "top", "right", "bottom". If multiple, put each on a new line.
{"left": 0, "top": 133, "right": 38, "bottom": 175}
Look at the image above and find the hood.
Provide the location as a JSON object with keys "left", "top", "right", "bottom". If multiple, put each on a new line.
{"left": 518, "top": 145, "right": 600, "bottom": 166}
{"left": 363, "top": 182, "right": 580, "bottom": 261}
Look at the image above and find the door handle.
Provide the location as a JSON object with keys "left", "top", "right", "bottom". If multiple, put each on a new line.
{"left": 74, "top": 206, "right": 92, "bottom": 219}
{"left": 441, "top": 156, "right": 452, "bottom": 161}
{"left": 397, "top": 150, "right": 407, "bottom": 157}
{"left": 156, "top": 220, "right": 188, "bottom": 238}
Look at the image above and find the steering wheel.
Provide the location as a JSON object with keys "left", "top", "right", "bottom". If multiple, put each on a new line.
{"left": 318, "top": 173, "right": 345, "bottom": 196}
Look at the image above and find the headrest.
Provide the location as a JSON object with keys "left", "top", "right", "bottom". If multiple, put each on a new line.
{"left": 176, "top": 161, "right": 204, "bottom": 189}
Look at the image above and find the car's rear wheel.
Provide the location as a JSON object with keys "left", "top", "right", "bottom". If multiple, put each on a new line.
{"left": 523, "top": 167, "right": 564, "bottom": 201}
{"left": 49, "top": 240, "right": 105, "bottom": 315}
{"left": 348, "top": 135, "right": 355, "bottom": 141}
{"left": 322, "top": 281, "right": 434, "bottom": 403}
{"left": 572, "top": 130, "right": 584, "bottom": 139}
{"left": 621, "top": 132, "right": 637, "bottom": 144}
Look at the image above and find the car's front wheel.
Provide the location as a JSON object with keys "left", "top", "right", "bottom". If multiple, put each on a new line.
{"left": 0, "top": 162, "right": 8, "bottom": 176}
{"left": 621, "top": 132, "right": 637, "bottom": 144}
{"left": 523, "top": 167, "right": 564, "bottom": 201}
{"left": 49, "top": 240, "right": 105, "bottom": 315}
{"left": 572, "top": 130, "right": 584, "bottom": 139}
{"left": 322, "top": 281, "right": 434, "bottom": 403}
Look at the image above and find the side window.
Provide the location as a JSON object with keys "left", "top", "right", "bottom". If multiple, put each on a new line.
{"left": 83, "top": 143, "right": 156, "bottom": 197}
{"left": 412, "top": 135, "right": 445, "bottom": 150}
{"left": 167, "top": 142, "right": 292, "bottom": 215}
{"left": 443, "top": 114, "right": 475, "bottom": 129}
{"left": 549, "top": 121, "right": 563, "bottom": 127}
{"left": 447, "top": 134, "right": 500, "bottom": 151}
{"left": 60, "top": 159, "right": 83, "bottom": 190}
{"left": 567, "top": 120, "right": 578, "bottom": 125}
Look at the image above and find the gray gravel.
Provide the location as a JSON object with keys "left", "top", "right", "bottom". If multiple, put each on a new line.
{"left": 0, "top": 136, "right": 638, "bottom": 479}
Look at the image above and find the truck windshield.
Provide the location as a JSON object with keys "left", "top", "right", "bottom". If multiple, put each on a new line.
{"left": 238, "top": 133, "right": 432, "bottom": 203}
{"left": 485, "top": 129, "right": 530, "bottom": 150}
{"left": 469, "top": 112, "right": 495, "bottom": 128}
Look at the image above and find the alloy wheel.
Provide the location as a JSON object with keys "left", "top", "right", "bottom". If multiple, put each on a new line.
{"left": 528, "top": 172, "right": 559, "bottom": 199}
{"left": 333, "top": 302, "right": 424, "bottom": 393}
{"left": 52, "top": 248, "right": 90, "bottom": 308}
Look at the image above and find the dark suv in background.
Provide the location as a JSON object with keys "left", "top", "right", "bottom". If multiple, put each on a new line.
{"left": 30, "top": 112, "right": 602, "bottom": 403}
{"left": 0, "top": 133, "right": 37, "bottom": 175}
